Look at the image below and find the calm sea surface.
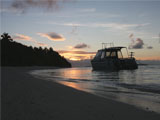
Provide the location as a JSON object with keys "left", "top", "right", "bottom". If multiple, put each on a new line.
{"left": 31, "top": 64, "right": 160, "bottom": 113}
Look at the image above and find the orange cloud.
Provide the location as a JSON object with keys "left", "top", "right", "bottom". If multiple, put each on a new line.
{"left": 67, "top": 46, "right": 74, "bottom": 49}
{"left": 13, "top": 33, "right": 35, "bottom": 42}
{"left": 36, "top": 42, "right": 48, "bottom": 47}
{"left": 37, "top": 32, "right": 65, "bottom": 41}
{"left": 13, "top": 33, "right": 49, "bottom": 47}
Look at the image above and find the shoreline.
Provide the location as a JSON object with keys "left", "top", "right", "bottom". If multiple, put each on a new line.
{"left": 1, "top": 67, "right": 160, "bottom": 120}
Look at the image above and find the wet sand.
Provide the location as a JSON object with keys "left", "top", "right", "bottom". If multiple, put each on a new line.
{"left": 1, "top": 67, "right": 160, "bottom": 120}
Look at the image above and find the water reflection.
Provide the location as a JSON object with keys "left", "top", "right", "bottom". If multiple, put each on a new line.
{"left": 57, "top": 68, "right": 92, "bottom": 80}
{"left": 58, "top": 81, "right": 93, "bottom": 93}
{"left": 31, "top": 66, "right": 160, "bottom": 113}
{"left": 59, "top": 81, "right": 83, "bottom": 91}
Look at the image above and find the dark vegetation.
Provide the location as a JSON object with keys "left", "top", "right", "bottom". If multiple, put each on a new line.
{"left": 0, "top": 33, "right": 71, "bottom": 67}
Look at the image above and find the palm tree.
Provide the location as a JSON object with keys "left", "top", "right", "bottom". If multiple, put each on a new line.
{"left": 1, "top": 33, "right": 13, "bottom": 42}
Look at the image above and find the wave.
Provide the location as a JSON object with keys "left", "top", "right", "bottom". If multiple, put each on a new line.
{"left": 117, "top": 83, "right": 160, "bottom": 94}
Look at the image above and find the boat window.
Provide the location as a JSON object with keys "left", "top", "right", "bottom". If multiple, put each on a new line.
{"left": 118, "top": 51, "right": 123, "bottom": 59}
{"left": 95, "top": 51, "right": 102, "bottom": 58}
{"left": 111, "top": 51, "right": 117, "bottom": 57}
{"left": 101, "top": 51, "right": 105, "bottom": 59}
{"left": 106, "top": 52, "right": 110, "bottom": 57}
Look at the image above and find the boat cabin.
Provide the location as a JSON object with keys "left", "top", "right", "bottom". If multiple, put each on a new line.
{"left": 91, "top": 43, "right": 138, "bottom": 70}
{"left": 94, "top": 47, "right": 128, "bottom": 60}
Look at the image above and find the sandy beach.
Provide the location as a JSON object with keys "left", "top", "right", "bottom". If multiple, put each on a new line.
{"left": 1, "top": 67, "right": 160, "bottom": 120}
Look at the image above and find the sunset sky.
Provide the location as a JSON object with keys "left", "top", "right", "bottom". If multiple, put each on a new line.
{"left": 1, "top": 0, "right": 160, "bottom": 60}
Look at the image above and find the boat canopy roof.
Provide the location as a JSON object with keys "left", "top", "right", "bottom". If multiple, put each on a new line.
{"left": 99, "top": 46, "right": 126, "bottom": 51}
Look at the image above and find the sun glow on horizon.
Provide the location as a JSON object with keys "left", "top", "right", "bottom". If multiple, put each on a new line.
{"left": 59, "top": 51, "right": 96, "bottom": 61}
{"left": 69, "top": 58, "right": 81, "bottom": 61}
{"left": 136, "top": 56, "right": 160, "bottom": 61}
{"left": 60, "top": 50, "right": 160, "bottom": 61}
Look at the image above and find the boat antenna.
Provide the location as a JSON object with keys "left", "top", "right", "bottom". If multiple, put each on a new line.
{"left": 130, "top": 52, "right": 134, "bottom": 58}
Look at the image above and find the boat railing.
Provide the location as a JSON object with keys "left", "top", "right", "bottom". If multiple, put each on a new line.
{"left": 102, "top": 43, "right": 114, "bottom": 49}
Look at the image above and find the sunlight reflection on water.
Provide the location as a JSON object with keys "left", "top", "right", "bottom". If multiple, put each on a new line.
{"left": 31, "top": 65, "right": 160, "bottom": 113}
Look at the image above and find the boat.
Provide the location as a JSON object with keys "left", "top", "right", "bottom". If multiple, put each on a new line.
{"left": 91, "top": 43, "right": 138, "bottom": 70}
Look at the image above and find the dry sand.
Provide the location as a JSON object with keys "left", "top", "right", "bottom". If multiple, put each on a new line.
{"left": 1, "top": 67, "right": 160, "bottom": 120}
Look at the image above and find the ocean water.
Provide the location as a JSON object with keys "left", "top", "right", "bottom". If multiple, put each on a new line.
{"left": 31, "top": 64, "right": 160, "bottom": 114}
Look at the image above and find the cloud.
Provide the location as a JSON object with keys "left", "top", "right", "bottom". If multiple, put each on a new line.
{"left": 129, "top": 33, "right": 134, "bottom": 39}
{"left": 36, "top": 42, "right": 48, "bottom": 46}
{"left": 74, "top": 43, "right": 90, "bottom": 49}
{"left": 49, "top": 22, "right": 150, "bottom": 31}
{"left": 10, "top": 0, "right": 69, "bottom": 12}
{"left": 129, "top": 38, "right": 144, "bottom": 49}
{"left": 147, "top": 46, "right": 153, "bottom": 49}
{"left": 93, "top": 23, "right": 150, "bottom": 30}
{"left": 12, "top": 33, "right": 48, "bottom": 47}
{"left": 128, "top": 34, "right": 154, "bottom": 49}
{"left": 13, "top": 34, "right": 35, "bottom": 42}
{"left": 129, "top": 33, "right": 135, "bottom": 43}
{"left": 70, "top": 24, "right": 78, "bottom": 35}
{"left": 37, "top": 32, "right": 65, "bottom": 41}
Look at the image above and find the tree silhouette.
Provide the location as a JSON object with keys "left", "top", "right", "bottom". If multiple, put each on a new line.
{"left": 1, "top": 32, "right": 13, "bottom": 42}
{"left": 0, "top": 33, "right": 71, "bottom": 67}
